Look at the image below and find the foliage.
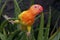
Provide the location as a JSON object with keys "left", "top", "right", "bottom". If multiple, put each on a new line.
{"left": 0, "top": 0, "right": 60, "bottom": 40}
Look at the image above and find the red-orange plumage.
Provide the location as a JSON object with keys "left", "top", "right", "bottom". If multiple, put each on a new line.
{"left": 19, "top": 11, "right": 35, "bottom": 26}
{"left": 13, "top": 4, "right": 43, "bottom": 35}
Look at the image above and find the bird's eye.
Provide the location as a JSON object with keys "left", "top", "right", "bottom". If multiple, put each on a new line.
{"left": 34, "top": 6, "right": 37, "bottom": 8}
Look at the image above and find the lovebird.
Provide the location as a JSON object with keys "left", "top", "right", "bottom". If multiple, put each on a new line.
{"left": 13, "top": 4, "right": 43, "bottom": 36}
{"left": 3, "top": 4, "right": 43, "bottom": 36}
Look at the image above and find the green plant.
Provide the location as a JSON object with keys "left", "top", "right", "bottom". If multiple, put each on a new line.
{"left": 0, "top": 0, "right": 60, "bottom": 40}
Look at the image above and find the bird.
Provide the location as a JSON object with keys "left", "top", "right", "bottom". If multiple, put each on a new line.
{"left": 3, "top": 4, "right": 43, "bottom": 36}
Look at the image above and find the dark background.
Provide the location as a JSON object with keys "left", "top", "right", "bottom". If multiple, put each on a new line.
{"left": 0, "top": 0, "right": 60, "bottom": 39}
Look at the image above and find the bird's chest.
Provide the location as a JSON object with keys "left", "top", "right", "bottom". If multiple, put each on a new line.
{"left": 21, "top": 13, "right": 35, "bottom": 25}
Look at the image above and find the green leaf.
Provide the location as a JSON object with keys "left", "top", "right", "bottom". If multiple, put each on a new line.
{"left": 7, "top": 30, "right": 20, "bottom": 40}
{"left": 30, "top": 0, "right": 34, "bottom": 5}
{"left": 31, "top": 30, "right": 36, "bottom": 40}
{"left": 50, "top": 16, "right": 60, "bottom": 36}
{"left": 0, "top": 20, "right": 8, "bottom": 32}
{"left": 16, "top": 32, "right": 28, "bottom": 40}
{"left": 37, "top": 12, "right": 44, "bottom": 40}
{"left": 14, "top": 0, "right": 21, "bottom": 18}
{"left": 0, "top": 0, "right": 8, "bottom": 17}
{"left": 18, "top": 0, "right": 23, "bottom": 4}
{"left": 49, "top": 28, "right": 60, "bottom": 40}
{"left": 15, "top": 32, "right": 25, "bottom": 40}
{"left": 44, "top": 6, "right": 51, "bottom": 40}
{"left": 0, "top": 32, "right": 7, "bottom": 40}
{"left": 14, "top": 0, "right": 22, "bottom": 31}
{"left": 35, "top": 15, "right": 41, "bottom": 21}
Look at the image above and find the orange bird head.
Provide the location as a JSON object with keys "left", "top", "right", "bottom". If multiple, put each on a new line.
{"left": 29, "top": 4, "right": 43, "bottom": 16}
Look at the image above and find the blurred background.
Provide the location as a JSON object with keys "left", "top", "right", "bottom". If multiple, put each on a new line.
{"left": 0, "top": 0, "right": 60, "bottom": 40}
